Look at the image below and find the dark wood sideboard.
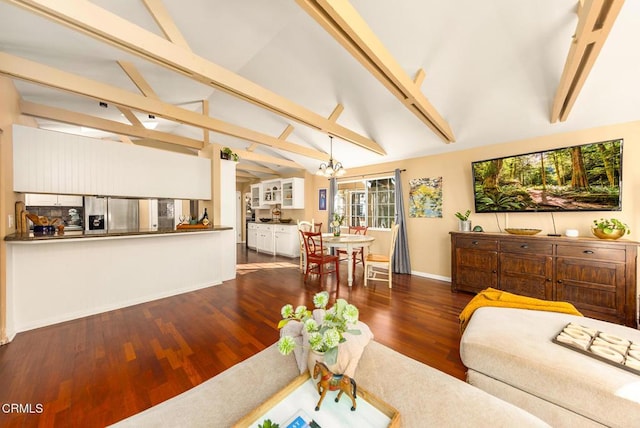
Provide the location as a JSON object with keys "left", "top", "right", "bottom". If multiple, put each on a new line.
{"left": 450, "top": 231, "right": 638, "bottom": 328}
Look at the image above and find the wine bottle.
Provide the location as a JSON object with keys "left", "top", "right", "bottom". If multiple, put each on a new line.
{"left": 200, "top": 208, "right": 208, "bottom": 222}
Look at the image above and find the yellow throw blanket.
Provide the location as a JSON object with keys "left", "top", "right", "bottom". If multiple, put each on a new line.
{"left": 459, "top": 288, "right": 582, "bottom": 333}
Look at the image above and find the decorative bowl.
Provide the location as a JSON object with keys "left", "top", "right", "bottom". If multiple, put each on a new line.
{"left": 279, "top": 218, "right": 292, "bottom": 223}
{"left": 259, "top": 218, "right": 272, "bottom": 223}
{"left": 591, "top": 227, "right": 625, "bottom": 240}
{"left": 505, "top": 228, "right": 542, "bottom": 236}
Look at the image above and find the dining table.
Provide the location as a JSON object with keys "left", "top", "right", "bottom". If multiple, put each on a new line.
{"left": 322, "top": 233, "right": 375, "bottom": 287}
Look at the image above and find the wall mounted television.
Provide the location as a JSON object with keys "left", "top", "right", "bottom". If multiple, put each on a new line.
{"left": 472, "top": 139, "right": 623, "bottom": 213}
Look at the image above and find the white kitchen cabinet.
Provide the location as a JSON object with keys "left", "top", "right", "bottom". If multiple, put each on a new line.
{"left": 261, "top": 180, "right": 282, "bottom": 205}
{"left": 247, "top": 222, "right": 258, "bottom": 249}
{"left": 274, "top": 224, "right": 300, "bottom": 257}
{"left": 281, "top": 178, "right": 305, "bottom": 209}
{"left": 13, "top": 124, "right": 211, "bottom": 200}
{"left": 250, "top": 184, "right": 268, "bottom": 209}
{"left": 256, "top": 223, "right": 275, "bottom": 254}
{"left": 25, "top": 193, "right": 83, "bottom": 207}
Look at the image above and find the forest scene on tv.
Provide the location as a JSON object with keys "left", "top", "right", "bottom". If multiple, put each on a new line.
{"left": 473, "top": 139, "right": 622, "bottom": 212}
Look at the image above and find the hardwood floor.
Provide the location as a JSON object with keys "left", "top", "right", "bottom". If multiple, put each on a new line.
{"left": 0, "top": 245, "right": 473, "bottom": 427}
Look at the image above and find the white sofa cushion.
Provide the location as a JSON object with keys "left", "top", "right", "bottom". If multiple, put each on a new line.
{"left": 460, "top": 307, "right": 640, "bottom": 427}
{"left": 112, "top": 340, "right": 548, "bottom": 427}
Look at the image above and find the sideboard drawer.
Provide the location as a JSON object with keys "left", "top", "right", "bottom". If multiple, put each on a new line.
{"left": 501, "top": 241, "right": 553, "bottom": 255}
{"left": 455, "top": 237, "right": 498, "bottom": 251}
{"left": 556, "top": 245, "right": 626, "bottom": 262}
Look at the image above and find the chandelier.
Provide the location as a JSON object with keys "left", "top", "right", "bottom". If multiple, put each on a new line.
{"left": 316, "top": 135, "right": 346, "bottom": 177}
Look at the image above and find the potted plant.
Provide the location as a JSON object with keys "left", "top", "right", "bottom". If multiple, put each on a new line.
{"left": 220, "top": 147, "right": 238, "bottom": 161}
{"left": 455, "top": 210, "right": 472, "bottom": 232}
{"left": 592, "top": 218, "right": 630, "bottom": 240}
{"left": 277, "top": 291, "right": 360, "bottom": 369}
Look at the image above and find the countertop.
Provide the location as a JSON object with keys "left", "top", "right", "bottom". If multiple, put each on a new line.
{"left": 4, "top": 225, "right": 233, "bottom": 242}
{"left": 248, "top": 220, "right": 297, "bottom": 225}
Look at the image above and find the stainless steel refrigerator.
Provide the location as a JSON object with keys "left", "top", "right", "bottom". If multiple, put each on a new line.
{"left": 85, "top": 197, "right": 139, "bottom": 232}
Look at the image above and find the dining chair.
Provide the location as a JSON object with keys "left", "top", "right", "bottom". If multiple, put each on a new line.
{"left": 364, "top": 224, "right": 400, "bottom": 288}
{"left": 297, "top": 220, "right": 323, "bottom": 271}
{"left": 337, "top": 226, "right": 368, "bottom": 280}
{"left": 300, "top": 230, "right": 339, "bottom": 284}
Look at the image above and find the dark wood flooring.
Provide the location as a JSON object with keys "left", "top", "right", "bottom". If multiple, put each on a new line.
{"left": 0, "top": 245, "right": 473, "bottom": 427}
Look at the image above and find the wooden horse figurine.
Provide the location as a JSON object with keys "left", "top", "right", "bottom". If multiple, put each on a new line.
{"left": 312, "top": 361, "right": 357, "bottom": 411}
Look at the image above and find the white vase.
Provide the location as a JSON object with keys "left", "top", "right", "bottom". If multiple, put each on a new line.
{"left": 308, "top": 349, "right": 325, "bottom": 377}
{"left": 308, "top": 349, "right": 341, "bottom": 377}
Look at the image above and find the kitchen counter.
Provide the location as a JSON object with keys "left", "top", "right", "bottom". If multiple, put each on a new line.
{"left": 5, "top": 226, "right": 236, "bottom": 340}
{"left": 4, "top": 225, "right": 232, "bottom": 242}
{"left": 247, "top": 220, "right": 296, "bottom": 225}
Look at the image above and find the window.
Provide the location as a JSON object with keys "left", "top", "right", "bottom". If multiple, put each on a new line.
{"left": 336, "top": 177, "right": 395, "bottom": 229}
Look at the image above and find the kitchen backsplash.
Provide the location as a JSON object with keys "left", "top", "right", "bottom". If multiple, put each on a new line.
{"left": 26, "top": 206, "right": 84, "bottom": 229}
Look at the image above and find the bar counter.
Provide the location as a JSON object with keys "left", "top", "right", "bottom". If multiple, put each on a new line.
{"left": 5, "top": 225, "right": 236, "bottom": 340}
{"left": 4, "top": 225, "right": 232, "bottom": 242}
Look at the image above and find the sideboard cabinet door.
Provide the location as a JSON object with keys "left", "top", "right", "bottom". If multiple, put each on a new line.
{"left": 499, "top": 240, "right": 553, "bottom": 300}
{"left": 450, "top": 235, "right": 498, "bottom": 293}
{"left": 556, "top": 243, "right": 628, "bottom": 325}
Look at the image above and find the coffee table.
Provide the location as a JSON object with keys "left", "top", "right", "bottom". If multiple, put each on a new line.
{"left": 233, "top": 372, "right": 399, "bottom": 427}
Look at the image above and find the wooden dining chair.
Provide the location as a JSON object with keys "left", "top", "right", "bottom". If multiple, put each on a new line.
{"left": 364, "top": 224, "right": 399, "bottom": 288}
{"left": 297, "top": 220, "right": 323, "bottom": 271}
{"left": 337, "top": 226, "right": 368, "bottom": 279}
{"left": 300, "top": 230, "right": 339, "bottom": 284}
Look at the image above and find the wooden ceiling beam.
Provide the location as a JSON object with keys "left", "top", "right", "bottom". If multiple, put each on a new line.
{"left": 117, "top": 107, "right": 144, "bottom": 127}
{"left": 234, "top": 149, "right": 302, "bottom": 169}
{"left": 8, "top": 0, "right": 385, "bottom": 156}
{"left": 413, "top": 69, "right": 426, "bottom": 87}
{"left": 328, "top": 104, "right": 344, "bottom": 122}
{"left": 551, "top": 0, "right": 625, "bottom": 122}
{"left": 0, "top": 52, "right": 327, "bottom": 161}
{"left": 142, "top": 0, "right": 191, "bottom": 51}
{"left": 20, "top": 100, "right": 204, "bottom": 150}
{"left": 117, "top": 60, "right": 160, "bottom": 100}
{"left": 296, "top": 0, "right": 455, "bottom": 143}
{"left": 235, "top": 171, "right": 258, "bottom": 179}
{"left": 202, "top": 99, "right": 209, "bottom": 144}
{"left": 236, "top": 163, "right": 278, "bottom": 174}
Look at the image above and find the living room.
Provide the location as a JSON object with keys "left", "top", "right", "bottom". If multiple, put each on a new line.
{"left": 1, "top": 1, "right": 639, "bottom": 426}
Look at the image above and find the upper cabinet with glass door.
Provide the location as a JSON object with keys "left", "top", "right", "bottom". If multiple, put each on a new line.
{"left": 281, "top": 178, "right": 305, "bottom": 209}
{"left": 251, "top": 183, "right": 269, "bottom": 209}
{"left": 261, "top": 179, "right": 282, "bottom": 205}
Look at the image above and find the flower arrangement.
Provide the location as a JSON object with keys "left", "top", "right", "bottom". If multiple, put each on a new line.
{"left": 331, "top": 213, "right": 344, "bottom": 228}
{"left": 277, "top": 291, "right": 360, "bottom": 365}
{"left": 331, "top": 213, "right": 344, "bottom": 236}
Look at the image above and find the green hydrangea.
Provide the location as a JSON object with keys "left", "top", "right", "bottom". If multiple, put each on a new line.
{"left": 281, "top": 304, "right": 293, "bottom": 319}
{"left": 323, "top": 328, "right": 341, "bottom": 349}
{"left": 343, "top": 304, "right": 359, "bottom": 324}
{"left": 308, "top": 332, "right": 324, "bottom": 351}
{"left": 277, "top": 336, "right": 296, "bottom": 355}
{"left": 303, "top": 318, "right": 318, "bottom": 332}
{"left": 313, "top": 291, "right": 329, "bottom": 309}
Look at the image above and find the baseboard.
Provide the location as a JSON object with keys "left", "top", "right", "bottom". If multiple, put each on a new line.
{"left": 410, "top": 270, "right": 451, "bottom": 283}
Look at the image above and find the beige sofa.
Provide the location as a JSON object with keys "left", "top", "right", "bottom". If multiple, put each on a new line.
{"left": 111, "top": 341, "right": 548, "bottom": 427}
{"left": 460, "top": 307, "right": 640, "bottom": 428}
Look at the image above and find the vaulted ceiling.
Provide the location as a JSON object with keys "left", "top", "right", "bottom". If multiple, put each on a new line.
{"left": 1, "top": 0, "right": 638, "bottom": 180}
